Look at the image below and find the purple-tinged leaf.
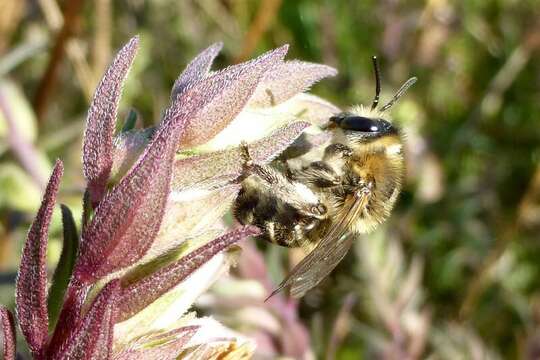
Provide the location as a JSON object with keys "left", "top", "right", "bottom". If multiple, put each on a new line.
{"left": 15, "top": 160, "right": 63, "bottom": 357}
{"left": 247, "top": 60, "right": 337, "bottom": 108}
{"left": 83, "top": 36, "right": 139, "bottom": 207}
{"left": 51, "top": 280, "right": 120, "bottom": 360}
{"left": 0, "top": 306, "right": 16, "bottom": 360}
{"left": 113, "top": 326, "right": 198, "bottom": 360}
{"left": 75, "top": 122, "right": 179, "bottom": 283}
{"left": 47, "top": 279, "right": 90, "bottom": 359}
{"left": 171, "top": 121, "right": 310, "bottom": 192}
{"left": 178, "top": 45, "right": 288, "bottom": 147}
{"left": 171, "top": 42, "right": 223, "bottom": 100}
{"left": 117, "top": 226, "right": 260, "bottom": 322}
{"left": 75, "top": 51, "right": 244, "bottom": 283}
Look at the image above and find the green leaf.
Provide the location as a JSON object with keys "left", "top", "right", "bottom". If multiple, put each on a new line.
{"left": 121, "top": 108, "right": 138, "bottom": 133}
{"left": 48, "top": 204, "right": 79, "bottom": 331}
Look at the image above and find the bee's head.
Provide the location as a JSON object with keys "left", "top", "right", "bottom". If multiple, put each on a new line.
{"left": 329, "top": 113, "right": 398, "bottom": 142}
{"left": 327, "top": 56, "right": 416, "bottom": 144}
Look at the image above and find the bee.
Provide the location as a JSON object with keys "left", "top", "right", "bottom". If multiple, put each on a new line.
{"left": 234, "top": 57, "right": 416, "bottom": 298}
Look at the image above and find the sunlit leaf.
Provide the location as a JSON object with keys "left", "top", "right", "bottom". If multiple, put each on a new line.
{"left": 47, "top": 279, "right": 90, "bottom": 358}
{"left": 0, "top": 163, "right": 42, "bottom": 212}
{"left": 171, "top": 42, "right": 223, "bottom": 99}
{"left": 248, "top": 60, "right": 337, "bottom": 108}
{"left": 15, "top": 160, "right": 63, "bottom": 357}
{"left": 144, "top": 184, "right": 240, "bottom": 263}
{"left": 113, "top": 326, "right": 198, "bottom": 360}
{"left": 196, "top": 94, "right": 339, "bottom": 152}
{"left": 0, "top": 306, "right": 16, "bottom": 360}
{"left": 83, "top": 36, "right": 139, "bottom": 207}
{"left": 171, "top": 121, "right": 310, "bottom": 192}
{"left": 75, "top": 116, "right": 184, "bottom": 283}
{"left": 117, "top": 226, "right": 260, "bottom": 322}
{"left": 178, "top": 45, "right": 288, "bottom": 147}
{"left": 75, "top": 44, "right": 260, "bottom": 283}
{"left": 50, "top": 280, "right": 120, "bottom": 360}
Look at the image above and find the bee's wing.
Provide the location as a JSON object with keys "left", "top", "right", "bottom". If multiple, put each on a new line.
{"left": 266, "top": 189, "right": 370, "bottom": 299}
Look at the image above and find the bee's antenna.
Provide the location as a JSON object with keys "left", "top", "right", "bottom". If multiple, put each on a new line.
{"left": 380, "top": 76, "right": 417, "bottom": 112}
{"left": 371, "top": 56, "right": 381, "bottom": 110}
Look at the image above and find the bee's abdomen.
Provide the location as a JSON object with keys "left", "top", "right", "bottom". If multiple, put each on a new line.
{"left": 233, "top": 181, "right": 314, "bottom": 248}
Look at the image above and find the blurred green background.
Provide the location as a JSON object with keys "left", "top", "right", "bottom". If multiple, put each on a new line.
{"left": 1, "top": 0, "right": 540, "bottom": 358}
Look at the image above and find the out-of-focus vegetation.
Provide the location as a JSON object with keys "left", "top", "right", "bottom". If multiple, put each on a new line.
{"left": 1, "top": 0, "right": 539, "bottom": 358}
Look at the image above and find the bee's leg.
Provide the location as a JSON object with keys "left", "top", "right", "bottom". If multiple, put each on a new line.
{"left": 266, "top": 221, "right": 298, "bottom": 248}
{"left": 323, "top": 143, "right": 353, "bottom": 162}
{"left": 237, "top": 141, "right": 277, "bottom": 184}
{"left": 264, "top": 221, "right": 277, "bottom": 245}
{"left": 278, "top": 159, "right": 294, "bottom": 179}
{"left": 292, "top": 142, "right": 353, "bottom": 187}
{"left": 291, "top": 220, "right": 319, "bottom": 253}
{"left": 239, "top": 142, "right": 327, "bottom": 219}
{"left": 293, "top": 142, "right": 353, "bottom": 188}
{"left": 294, "top": 161, "right": 341, "bottom": 188}
{"left": 239, "top": 141, "right": 255, "bottom": 176}
{"left": 294, "top": 224, "right": 307, "bottom": 245}
{"left": 271, "top": 221, "right": 315, "bottom": 250}
{"left": 239, "top": 141, "right": 289, "bottom": 185}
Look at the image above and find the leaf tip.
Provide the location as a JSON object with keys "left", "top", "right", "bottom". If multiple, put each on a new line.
{"left": 15, "top": 159, "right": 63, "bottom": 356}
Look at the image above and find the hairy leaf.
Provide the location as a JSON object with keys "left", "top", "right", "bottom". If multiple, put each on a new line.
{"left": 171, "top": 42, "right": 223, "bottom": 99}
{"left": 113, "top": 326, "right": 198, "bottom": 360}
{"left": 83, "top": 36, "right": 139, "bottom": 207}
{"left": 178, "top": 317, "right": 256, "bottom": 358}
{"left": 47, "top": 279, "right": 90, "bottom": 358}
{"left": 248, "top": 60, "right": 337, "bottom": 108}
{"left": 48, "top": 204, "right": 79, "bottom": 330}
{"left": 142, "top": 184, "right": 240, "bottom": 264}
{"left": 75, "top": 48, "right": 256, "bottom": 283}
{"left": 198, "top": 93, "right": 340, "bottom": 153}
{"left": 178, "top": 45, "right": 288, "bottom": 147}
{"left": 51, "top": 280, "right": 120, "bottom": 360}
{"left": 117, "top": 226, "right": 260, "bottom": 321}
{"left": 76, "top": 115, "right": 183, "bottom": 283}
{"left": 171, "top": 121, "right": 310, "bottom": 191}
{"left": 0, "top": 306, "right": 16, "bottom": 360}
{"left": 15, "top": 160, "right": 63, "bottom": 357}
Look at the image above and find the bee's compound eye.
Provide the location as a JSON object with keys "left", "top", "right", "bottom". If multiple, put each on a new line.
{"left": 329, "top": 112, "right": 354, "bottom": 126}
{"left": 340, "top": 116, "right": 381, "bottom": 132}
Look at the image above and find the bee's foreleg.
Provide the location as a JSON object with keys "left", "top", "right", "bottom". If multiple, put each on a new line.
{"left": 239, "top": 141, "right": 288, "bottom": 185}
{"left": 323, "top": 143, "right": 353, "bottom": 161}
{"left": 295, "top": 161, "right": 341, "bottom": 187}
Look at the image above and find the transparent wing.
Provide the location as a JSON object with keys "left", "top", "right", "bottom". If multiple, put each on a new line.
{"left": 266, "top": 189, "right": 370, "bottom": 299}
